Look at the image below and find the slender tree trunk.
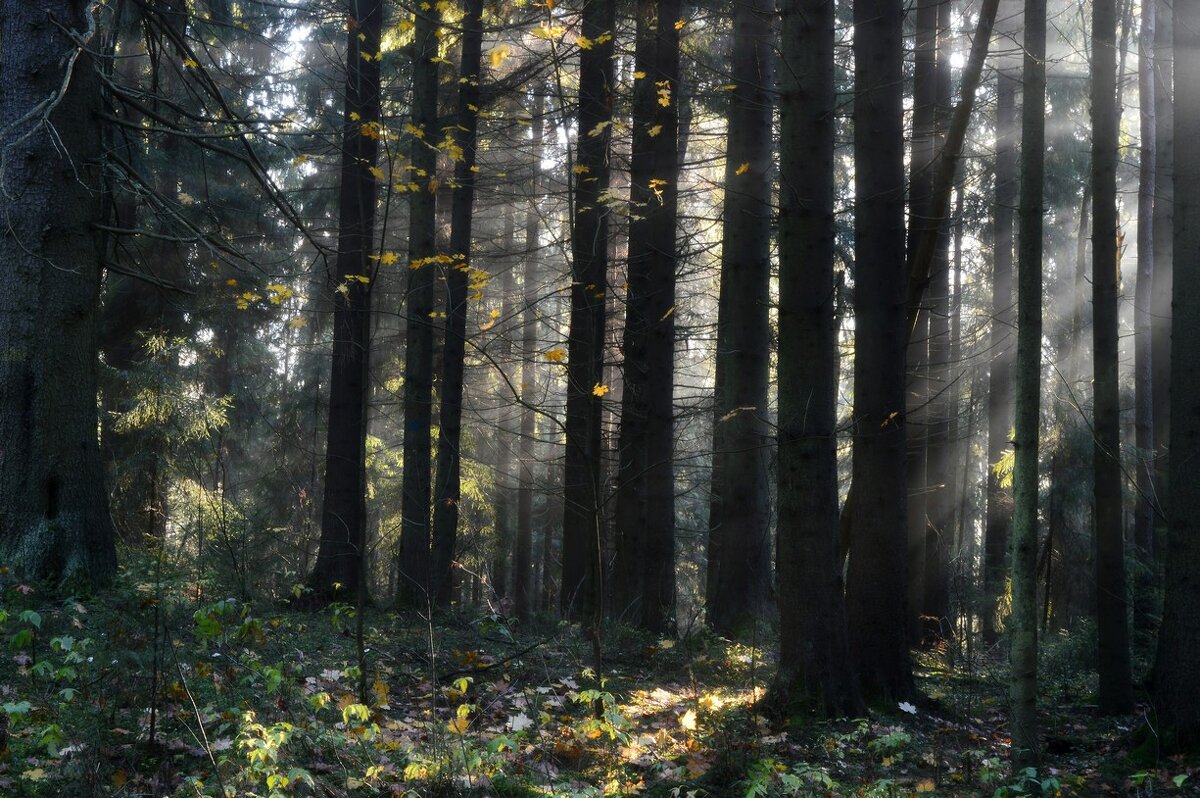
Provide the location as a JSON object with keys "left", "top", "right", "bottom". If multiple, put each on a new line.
{"left": 514, "top": 90, "right": 546, "bottom": 622}
{"left": 561, "top": 0, "right": 616, "bottom": 620}
{"left": 905, "top": 0, "right": 937, "bottom": 645}
{"left": 1150, "top": 0, "right": 1173, "bottom": 554}
{"left": 1010, "top": 0, "right": 1046, "bottom": 767}
{"left": 1133, "top": 0, "right": 1157, "bottom": 638}
{"left": 704, "top": 0, "right": 774, "bottom": 637}
{"left": 984, "top": 63, "right": 1018, "bottom": 649}
{"left": 398, "top": 0, "right": 442, "bottom": 606}
{"left": 769, "top": 0, "right": 862, "bottom": 717}
{"left": 1092, "top": 0, "right": 1134, "bottom": 715}
{"left": 1153, "top": 0, "right": 1200, "bottom": 742}
{"left": 845, "top": 0, "right": 914, "bottom": 703}
{"left": 430, "top": 0, "right": 484, "bottom": 606}
{"left": 491, "top": 209, "right": 517, "bottom": 600}
{"left": 0, "top": 0, "right": 117, "bottom": 589}
{"left": 304, "top": 0, "right": 383, "bottom": 604}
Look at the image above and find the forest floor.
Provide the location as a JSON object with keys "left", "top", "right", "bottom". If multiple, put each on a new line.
{"left": 0, "top": 572, "right": 1194, "bottom": 797}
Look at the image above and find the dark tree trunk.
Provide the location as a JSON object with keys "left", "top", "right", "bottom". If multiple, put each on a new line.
{"left": 845, "top": 0, "right": 914, "bottom": 703}
{"left": 0, "top": 0, "right": 117, "bottom": 589}
{"left": 304, "top": 0, "right": 383, "bottom": 604}
{"left": 922, "top": 0, "right": 955, "bottom": 642}
{"left": 703, "top": 0, "right": 774, "bottom": 637}
{"left": 398, "top": 0, "right": 442, "bottom": 606}
{"left": 1153, "top": 0, "right": 1200, "bottom": 745}
{"left": 430, "top": 0, "right": 484, "bottom": 607}
{"left": 561, "top": 0, "right": 615, "bottom": 620}
{"left": 905, "top": 0, "right": 937, "bottom": 646}
{"left": 491, "top": 209, "right": 517, "bottom": 601}
{"left": 613, "top": 0, "right": 682, "bottom": 634}
{"left": 1151, "top": 0, "right": 1172, "bottom": 554}
{"left": 1010, "top": 0, "right": 1046, "bottom": 767}
{"left": 769, "top": 0, "right": 862, "bottom": 718}
{"left": 514, "top": 91, "right": 546, "bottom": 622}
{"left": 1092, "top": 0, "right": 1134, "bottom": 715}
{"left": 1133, "top": 0, "right": 1157, "bottom": 638}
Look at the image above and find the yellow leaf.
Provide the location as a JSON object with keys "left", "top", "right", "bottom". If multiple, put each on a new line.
{"left": 735, "top": 162, "right": 750, "bottom": 175}
{"left": 577, "top": 34, "right": 594, "bottom": 49}
{"left": 370, "top": 251, "right": 399, "bottom": 265}
{"left": 545, "top": 348, "right": 567, "bottom": 363}
{"left": 915, "top": 779, "right": 936, "bottom": 793}
{"left": 648, "top": 124, "right": 663, "bottom": 137}
{"left": 182, "top": 58, "right": 199, "bottom": 69}
{"left": 573, "top": 164, "right": 591, "bottom": 174}
{"left": 588, "top": 120, "right": 611, "bottom": 137}
{"left": 225, "top": 278, "right": 239, "bottom": 287}
{"left": 490, "top": 45, "right": 510, "bottom": 68}
{"left": 719, "top": 84, "right": 737, "bottom": 91}
{"left": 350, "top": 111, "right": 361, "bottom": 121}
{"left": 592, "top": 383, "right": 609, "bottom": 397}
{"left": 368, "top": 165, "right": 386, "bottom": 180}
{"left": 291, "top": 154, "right": 309, "bottom": 166}
{"left": 679, "top": 708, "right": 697, "bottom": 730}
{"left": 674, "top": 18, "right": 686, "bottom": 29}
{"left": 633, "top": 70, "right": 647, "bottom": 79}
{"left": 659, "top": 305, "right": 675, "bottom": 321}
{"left": 22, "top": 768, "right": 46, "bottom": 781}
{"left": 288, "top": 316, "right": 308, "bottom": 330}
{"left": 447, "top": 715, "right": 470, "bottom": 734}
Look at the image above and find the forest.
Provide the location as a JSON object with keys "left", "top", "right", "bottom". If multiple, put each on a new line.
{"left": 1, "top": 0, "right": 1199, "bottom": 794}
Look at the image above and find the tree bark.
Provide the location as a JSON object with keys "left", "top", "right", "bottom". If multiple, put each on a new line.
{"left": 398, "top": 0, "right": 442, "bottom": 606}
{"left": 613, "top": 0, "right": 682, "bottom": 634}
{"left": 304, "top": 0, "right": 383, "bottom": 605}
{"left": 1153, "top": 0, "right": 1200, "bottom": 743}
{"left": 769, "top": 0, "right": 862, "bottom": 718}
{"left": 561, "top": 0, "right": 616, "bottom": 620}
{"left": 845, "top": 0, "right": 914, "bottom": 703}
{"left": 704, "top": 0, "right": 774, "bottom": 637}
{"left": 0, "top": 0, "right": 117, "bottom": 589}
{"left": 430, "top": 0, "right": 484, "bottom": 607}
{"left": 1010, "top": 0, "right": 1045, "bottom": 767}
{"left": 1133, "top": 0, "right": 1157, "bottom": 638}
{"left": 1092, "top": 0, "right": 1134, "bottom": 715}
{"left": 1150, "top": 0, "right": 1172, "bottom": 554}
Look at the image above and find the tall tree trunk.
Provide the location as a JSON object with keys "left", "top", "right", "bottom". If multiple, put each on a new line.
{"left": 0, "top": 0, "right": 117, "bottom": 589}
{"left": 1150, "top": 0, "right": 1172, "bottom": 555}
{"left": 703, "top": 0, "right": 774, "bottom": 637}
{"left": 1092, "top": 0, "right": 1134, "bottom": 715}
{"left": 304, "top": 0, "right": 383, "bottom": 604}
{"left": 430, "top": 0, "right": 484, "bottom": 606}
{"left": 561, "top": 0, "right": 616, "bottom": 620}
{"left": 398, "top": 0, "right": 442, "bottom": 606}
{"left": 1010, "top": 0, "right": 1046, "bottom": 768}
{"left": 906, "top": 0, "right": 937, "bottom": 646}
{"left": 491, "top": 209, "right": 517, "bottom": 601}
{"left": 769, "top": 0, "right": 862, "bottom": 717}
{"left": 923, "top": 0, "right": 955, "bottom": 642}
{"left": 845, "top": 0, "right": 914, "bottom": 703}
{"left": 1153, "top": 0, "right": 1200, "bottom": 742}
{"left": 613, "top": 0, "right": 682, "bottom": 634}
{"left": 1132, "top": 0, "right": 1157, "bottom": 639}
{"left": 514, "top": 90, "right": 546, "bottom": 622}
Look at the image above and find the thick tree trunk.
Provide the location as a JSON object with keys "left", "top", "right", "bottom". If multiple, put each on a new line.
{"left": 704, "top": 0, "right": 774, "bottom": 637}
{"left": 613, "top": 0, "right": 681, "bottom": 634}
{"left": 845, "top": 0, "right": 914, "bottom": 703}
{"left": 430, "top": 0, "right": 484, "bottom": 607}
{"left": 1010, "top": 0, "right": 1045, "bottom": 768}
{"left": 561, "top": 0, "right": 616, "bottom": 620}
{"left": 398, "top": 0, "right": 442, "bottom": 606}
{"left": 304, "top": 0, "right": 383, "bottom": 604}
{"left": 769, "top": 0, "right": 862, "bottom": 718}
{"left": 1154, "top": 0, "right": 1200, "bottom": 743}
{"left": 0, "top": 0, "right": 117, "bottom": 589}
{"left": 1092, "top": 0, "right": 1134, "bottom": 715}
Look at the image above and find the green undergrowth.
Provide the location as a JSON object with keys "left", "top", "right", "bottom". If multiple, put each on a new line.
{"left": 0, "top": 560, "right": 1193, "bottom": 797}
